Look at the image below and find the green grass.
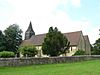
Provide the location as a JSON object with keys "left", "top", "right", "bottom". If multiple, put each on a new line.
{"left": 0, "top": 60, "right": 100, "bottom": 75}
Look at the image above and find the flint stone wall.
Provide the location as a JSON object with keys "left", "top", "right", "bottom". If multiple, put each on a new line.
{"left": 0, "top": 55, "right": 100, "bottom": 67}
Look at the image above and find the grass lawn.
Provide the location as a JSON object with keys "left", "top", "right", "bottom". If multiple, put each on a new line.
{"left": 0, "top": 60, "right": 100, "bottom": 75}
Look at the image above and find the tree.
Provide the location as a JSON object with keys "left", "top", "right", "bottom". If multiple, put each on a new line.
{"left": 4, "top": 24, "right": 22, "bottom": 55}
{"left": 42, "top": 27, "right": 70, "bottom": 56}
{"left": 19, "top": 45, "right": 38, "bottom": 57}
{"left": 0, "top": 30, "right": 6, "bottom": 52}
{"left": 92, "top": 38, "right": 100, "bottom": 55}
{"left": 90, "top": 44, "right": 94, "bottom": 54}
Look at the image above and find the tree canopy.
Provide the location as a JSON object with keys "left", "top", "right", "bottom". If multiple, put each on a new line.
{"left": 92, "top": 38, "right": 100, "bottom": 55}
{"left": 4, "top": 24, "right": 23, "bottom": 54}
{"left": 42, "top": 27, "right": 70, "bottom": 56}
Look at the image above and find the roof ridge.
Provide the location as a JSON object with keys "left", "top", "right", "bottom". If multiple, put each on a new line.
{"left": 64, "top": 31, "right": 82, "bottom": 34}
{"left": 35, "top": 31, "right": 82, "bottom": 36}
{"left": 83, "top": 35, "right": 88, "bottom": 37}
{"left": 35, "top": 33, "right": 46, "bottom": 36}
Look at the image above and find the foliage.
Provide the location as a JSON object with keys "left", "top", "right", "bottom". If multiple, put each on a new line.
{"left": 4, "top": 24, "right": 23, "bottom": 54}
{"left": 74, "top": 50, "right": 85, "bottom": 55}
{"left": 0, "top": 30, "right": 6, "bottom": 52}
{"left": 42, "top": 27, "right": 70, "bottom": 56}
{"left": 92, "top": 38, "right": 100, "bottom": 55}
{"left": 19, "top": 45, "right": 38, "bottom": 57}
{"left": 0, "top": 51, "right": 15, "bottom": 58}
{"left": 91, "top": 44, "right": 95, "bottom": 55}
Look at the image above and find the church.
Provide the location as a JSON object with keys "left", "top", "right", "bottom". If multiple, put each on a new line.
{"left": 22, "top": 22, "right": 91, "bottom": 57}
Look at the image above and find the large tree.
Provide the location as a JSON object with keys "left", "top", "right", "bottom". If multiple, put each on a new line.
{"left": 42, "top": 27, "right": 70, "bottom": 56}
{"left": 4, "top": 24, "right": 23, "bottom": 54}
{"left": 92, "top": 38, "right": 100, "bottom": 55}
{"left": 0, "top": 30, "right": 6, "bottom": 52}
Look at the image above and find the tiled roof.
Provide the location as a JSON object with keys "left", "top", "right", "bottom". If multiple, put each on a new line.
{"left": 64, "top": 31, "right": 82, "bottom": 45}
{"left": 22, "top": 31, "right": 82, "bottom": 46}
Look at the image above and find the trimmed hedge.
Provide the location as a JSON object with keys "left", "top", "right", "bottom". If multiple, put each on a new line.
{"left": 0, "top": 51, "right": 15, "bottom": 58}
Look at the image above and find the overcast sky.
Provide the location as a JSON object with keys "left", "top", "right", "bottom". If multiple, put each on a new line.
{"left": 0, "top": 0, "right": 100, "bottom": 44}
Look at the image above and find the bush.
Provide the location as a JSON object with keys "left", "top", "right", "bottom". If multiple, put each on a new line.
{"left": 0, "top": 51, "right": 15, "bottom": 58}
{"left": 74, "top": 50, "right": 85, "bottom": 55}
{"left": 19, "top": 45, "right": 38, "bottom": 57}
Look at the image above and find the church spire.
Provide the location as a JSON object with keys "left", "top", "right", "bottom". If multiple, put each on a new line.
{"left": 25, "top": 21, "right": 35, "bottom": 40}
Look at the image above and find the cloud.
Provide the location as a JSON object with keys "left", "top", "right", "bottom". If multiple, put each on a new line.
{"left": 85, "top": 26, "right": 100, "bottom": 44}
{"left": 6, "top": 0, "right": 63, "bottom": 16}
{"left": 70, "top": 0, "right": 81, "bottom": 7}
{"left": 0, "top": 0, "right": 99, "bottom": 44}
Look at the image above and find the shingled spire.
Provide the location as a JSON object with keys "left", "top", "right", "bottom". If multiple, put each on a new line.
{"left": 25, "top": 21, "right": 35, "bottom": 40}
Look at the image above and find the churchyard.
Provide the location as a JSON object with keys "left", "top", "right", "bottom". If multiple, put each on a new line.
{"left": 0, "top": 60, "right": 100, "bottom": 75}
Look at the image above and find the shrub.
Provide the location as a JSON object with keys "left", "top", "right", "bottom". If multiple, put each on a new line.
{"left": 19, "top": 45, "right": 38, "bottom": 57}
{"left": 74, "top": 50, "right": 85, "bottom": 55}
{"left": 0, "top": 51, "right": 15, "bottom": 58}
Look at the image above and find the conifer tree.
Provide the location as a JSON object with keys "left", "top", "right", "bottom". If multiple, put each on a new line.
{"left": 42, "top": 27, "right": 70, "bottom": 56}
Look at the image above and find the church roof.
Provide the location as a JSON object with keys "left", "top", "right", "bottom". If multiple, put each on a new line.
{"left": 22, "top": 31, "right": 82, "bottom": 46}
{"left": 64, "top": 31, "right": 82, "bottom": 46}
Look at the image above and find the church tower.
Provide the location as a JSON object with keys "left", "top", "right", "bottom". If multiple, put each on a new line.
{"left": 25, "top": 21, "right": 35, "bottom": 40}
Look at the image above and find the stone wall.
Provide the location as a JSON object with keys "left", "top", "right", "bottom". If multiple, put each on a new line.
{"left": 0, "top": 55, "right": 100, "bottom": 67}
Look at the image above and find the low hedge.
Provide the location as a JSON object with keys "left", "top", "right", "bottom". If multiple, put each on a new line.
{"left": 0, "top": 51, "right": 15, "bottom": 58}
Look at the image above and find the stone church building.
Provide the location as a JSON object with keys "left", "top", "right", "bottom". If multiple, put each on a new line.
{"left": 22, "top": 22, "right": 91, "bottom": 57}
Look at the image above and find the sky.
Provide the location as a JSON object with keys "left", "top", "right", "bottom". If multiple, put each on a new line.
{"left": 0, "top": 0, "right": 100, "bottom": 44}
